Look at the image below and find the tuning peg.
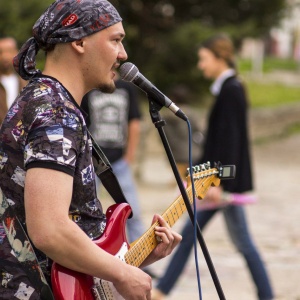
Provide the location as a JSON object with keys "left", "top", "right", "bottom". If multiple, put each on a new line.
{"left": 187, "top": 162, "right": 212, "bottom": 175}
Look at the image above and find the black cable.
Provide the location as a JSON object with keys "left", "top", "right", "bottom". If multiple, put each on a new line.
{"left": 187, "top": 119, "right": 202, "bottom": 300}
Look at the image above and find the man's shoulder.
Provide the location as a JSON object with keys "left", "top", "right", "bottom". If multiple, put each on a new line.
{"left": 26, "top": 77, "right": 77, "bottom": 108}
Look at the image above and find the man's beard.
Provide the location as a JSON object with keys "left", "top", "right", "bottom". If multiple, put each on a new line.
{"left": 97, "top": 81, "right": 116, "bottom": 94}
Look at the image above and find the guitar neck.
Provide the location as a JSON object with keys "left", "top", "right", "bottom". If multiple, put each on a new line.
{"left": 125, "top": 173, "right": 218, "bottom": 267}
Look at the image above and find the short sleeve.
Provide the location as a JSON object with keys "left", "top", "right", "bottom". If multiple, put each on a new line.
{"left": 24, "top": 103, "right": 85, "bottom": 176}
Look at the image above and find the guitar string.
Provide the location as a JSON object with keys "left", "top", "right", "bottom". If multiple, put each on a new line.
{"left": 125, "top": 174, "right": 215, "bottom": 266}
{"left": 125, "top": 171, "right": 218, "bottom": 267}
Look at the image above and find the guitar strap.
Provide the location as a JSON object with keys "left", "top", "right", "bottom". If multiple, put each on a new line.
{"left": 89, "top": 130, "right": 133, "bottom": 218}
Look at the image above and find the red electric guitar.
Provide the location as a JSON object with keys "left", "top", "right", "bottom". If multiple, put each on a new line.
{"left": 51, "top": 163, "right": 232, "bottom": 300}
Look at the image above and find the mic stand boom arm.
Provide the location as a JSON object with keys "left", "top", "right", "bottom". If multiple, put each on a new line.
{"left": 147, "top": 96, "right": 226, "bottom": 300}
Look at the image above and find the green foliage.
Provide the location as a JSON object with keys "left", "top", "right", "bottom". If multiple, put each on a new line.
{"left": 110, "top": 0, "right": 286, "bottom": 98}
{"left": 139, "top": 21, "right": 215, "bottom": 99}
{"left": 111, "top": 0, "right": 285, "bottom": 35}
{"left": 0, "top": 0, "right": 53, "bottom": 45}
{"left": 0, "top": 0, "right": 287, "bottom": 102}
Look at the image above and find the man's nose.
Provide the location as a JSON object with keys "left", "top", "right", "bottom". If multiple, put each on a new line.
{"left": 118, "top": 43, "right": 128, "bottom": 61}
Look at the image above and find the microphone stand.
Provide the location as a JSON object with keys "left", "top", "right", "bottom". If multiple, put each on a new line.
{"left": 147, "top": 97, "right": 226, "bottom": 300}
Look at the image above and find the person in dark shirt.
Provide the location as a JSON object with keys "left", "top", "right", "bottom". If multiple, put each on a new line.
{"left": 82, "top": 78, "right": 145, "bottom": 245}
{"left": 152, "top": 34, "right": 274, "bottom": 300}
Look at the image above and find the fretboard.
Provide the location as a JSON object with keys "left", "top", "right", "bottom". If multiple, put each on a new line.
{"left": 124, "top": 170, "right": 219, "bottom": 267}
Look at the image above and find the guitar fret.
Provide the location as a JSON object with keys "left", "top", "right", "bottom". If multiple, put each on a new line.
{"left": 132, "top": 237, "right": 148, "bottom": 266}
{"left": 126, "top": 225, "right": 157, "bottom": 267}
{"left": 169, "top": 203, "right": 180, "bottom": 225}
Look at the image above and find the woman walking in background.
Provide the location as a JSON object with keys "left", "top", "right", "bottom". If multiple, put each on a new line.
{"left": 152, "top": 34, "right": 274, "bottom": 300}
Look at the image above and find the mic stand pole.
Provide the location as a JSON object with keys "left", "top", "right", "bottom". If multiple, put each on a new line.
{"left": 147, "top": 98, "right": 226, "bottom": 300}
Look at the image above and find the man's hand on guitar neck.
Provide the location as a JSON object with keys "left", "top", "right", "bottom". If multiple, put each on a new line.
{"left": 141, "top": 214, "right": 182, "bottom": 267}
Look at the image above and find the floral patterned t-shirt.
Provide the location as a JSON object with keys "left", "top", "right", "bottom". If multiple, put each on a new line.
{"left": 0, "top": 75, "right": 106, "bottom": 299}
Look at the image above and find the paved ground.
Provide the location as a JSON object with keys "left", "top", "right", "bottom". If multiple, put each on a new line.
{"left": 134, "top": 131, "right": 300, "bottom": 300}
{"left": 100, "top": 102, "right": 300, "bottom": 300}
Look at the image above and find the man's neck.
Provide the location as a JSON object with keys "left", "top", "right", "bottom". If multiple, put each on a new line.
{"left": 43, "top": 67, "right": 85, "bottom": 106}
{"left": 43, "top": 45, "right": 87, "bottom": 106}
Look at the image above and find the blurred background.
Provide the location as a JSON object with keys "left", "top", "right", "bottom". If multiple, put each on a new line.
{"left": 1, "top": 0, "right": 300, "bottom": 108}
{"left": 1, "top": 1, "right": 299, "bottom": 299}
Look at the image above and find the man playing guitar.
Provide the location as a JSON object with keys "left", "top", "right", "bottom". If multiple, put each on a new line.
{"left": 0, "top": 1, "right": 181, "bottom": 299}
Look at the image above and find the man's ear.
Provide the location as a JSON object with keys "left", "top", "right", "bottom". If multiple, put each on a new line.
{"left": 71, "top": 39, "right": 85, "bottom": 53}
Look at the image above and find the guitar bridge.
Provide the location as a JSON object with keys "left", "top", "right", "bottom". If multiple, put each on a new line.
{"left": 92, "top": 281, "right": 114, "bottom": 300}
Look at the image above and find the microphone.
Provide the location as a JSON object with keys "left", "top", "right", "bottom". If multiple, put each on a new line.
{"left": 119, "top": 62, "right": 188, "bottom": 121}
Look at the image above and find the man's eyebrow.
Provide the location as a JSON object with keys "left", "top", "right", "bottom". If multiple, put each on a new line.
{"left": 113, "top": 32, "right": 125, "bottom": 39}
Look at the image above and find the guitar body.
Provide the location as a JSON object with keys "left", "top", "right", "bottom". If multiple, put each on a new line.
{"left": 51, "top": 203, "right": 132, "bottom": 300}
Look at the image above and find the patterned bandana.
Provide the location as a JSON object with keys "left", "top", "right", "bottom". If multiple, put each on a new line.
{"left": 13, "top": 0, "right": 122, "bottom": 80}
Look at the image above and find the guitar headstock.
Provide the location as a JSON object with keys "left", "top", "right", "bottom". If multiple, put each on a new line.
{"left": 186, "top": 162, "right": 236, "bottom": 199}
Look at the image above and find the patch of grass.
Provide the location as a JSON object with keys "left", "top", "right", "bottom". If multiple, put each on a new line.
{"left": 225, "top": 57, "right": 300, "bottom": 108}
{"left": 287, "top": 123, "right": 300, "bottom": 135}
{"left": 263, "top": 57, "right": 299, "bottom": 72}
{"left": 247, "top": 81, "right": 300, "bottom": 108}
{"left": 238, "top": 57, "right": 299, "bottom": 73}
